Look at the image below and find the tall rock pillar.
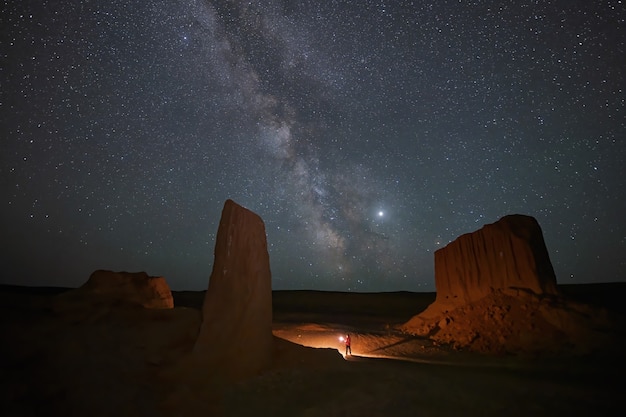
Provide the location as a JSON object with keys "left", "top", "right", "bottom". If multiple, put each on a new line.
{"left": 193, "top": 199, "right": 273, "bottom": 381}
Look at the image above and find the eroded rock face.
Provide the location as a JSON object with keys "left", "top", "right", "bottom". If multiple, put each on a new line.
{"left": 56, "top": 270, "right": 174, "bottom": 310}
{"left": 84, "top": 270, "right": 174, "bottom": 308}
{"left": 432, "top": 214, "right": 557, "bottom": 313}
{"left": 401, "top": 215, "right": 616, "bottom": 355}
{"left": 193, "top": 199, "right": 273, "bottom": 381}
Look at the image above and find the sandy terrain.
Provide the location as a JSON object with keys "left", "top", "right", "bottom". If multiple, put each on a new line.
{"left": 1, "top": 284, "right": 625, "bottom": 416}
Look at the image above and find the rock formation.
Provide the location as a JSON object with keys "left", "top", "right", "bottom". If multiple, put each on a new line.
{"left": 55, "top": 270, "right": 174, "bottom": 311}
{"left": 193, "top": 199, "right": 273, "bottom": 381}
{"left": 427, "top": 214, "right": 558, "bottom": 317}
{"left": 402, "top": 215, "right": 613, "bottom": 355}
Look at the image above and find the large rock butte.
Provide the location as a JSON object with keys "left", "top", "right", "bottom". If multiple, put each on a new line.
{"left": 427, "top": 214, "right": 558, "bottom": 317}
{"left": 402, "top": 215, "right": 614, "bottom": 354}
{"left": 193, "top": 199, "right": 273, "bottom": 381}
{"left": 56, "top": 270, "right": 174, "bottom": 310}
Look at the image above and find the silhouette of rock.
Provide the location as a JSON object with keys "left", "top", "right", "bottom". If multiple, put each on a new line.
{"left": 193, "top": 199, "right": 273, "bottom": 381}
{"left": 54, "top": 270, "right": 174, "bottom": 313}
{"left": 426, "top": 214, "right": 558, "bottom": 318}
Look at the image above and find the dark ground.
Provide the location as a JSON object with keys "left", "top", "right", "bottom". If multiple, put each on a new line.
{"left": 1, "top": 282, "right": 625, "bottom": 416}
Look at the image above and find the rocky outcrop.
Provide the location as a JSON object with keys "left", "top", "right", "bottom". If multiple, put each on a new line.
{"left": 193, "top": 199, "right": 273, "bottom": 381}
{"left": 414, "top": 288, "right": 615, "bottom": 355}
{"left": 426, "top": 214, "right": 557, "bottom": 318}
{"left": 402, "top": 215, "right": 614, "bottom": 355}
{"left": 83, "top": 270, "right": 174, "bottom": 308}
{"left": 55, "top": 270, "right": 174, "bottom": 312}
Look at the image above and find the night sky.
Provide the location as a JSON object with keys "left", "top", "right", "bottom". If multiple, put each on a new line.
{"left": 2, "top": 1, "right": 625, "bottom": 291}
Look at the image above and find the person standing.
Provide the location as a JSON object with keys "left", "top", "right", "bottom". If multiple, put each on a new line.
{"left": 345, "top": 334, "right": 351, "bottom": 356}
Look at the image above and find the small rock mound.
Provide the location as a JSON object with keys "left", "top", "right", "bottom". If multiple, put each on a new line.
{"left": 404, "top": 289, "right": 614, "bottom": 355}
{"left": 55, "top": 270, "right": 174, "bottom": 313}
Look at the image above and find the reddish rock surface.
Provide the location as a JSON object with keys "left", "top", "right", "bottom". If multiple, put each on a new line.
{"left": 402, "top": 215, "right": 614, "bottom": 354}
{"left": 55, "top": 270, "right": 174, "bottom": 310}
{"left": 405, "top": 288, "right": 615, "bottom": 355}
{"left": 427, "top": 214, "right": 557, "bottom": 317}
{"left": 193, "top": 199, "right": 273, "bottom": 381}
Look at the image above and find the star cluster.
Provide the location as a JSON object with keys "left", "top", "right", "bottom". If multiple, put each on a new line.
{"left": 2, "top": 0, "right": 625, "bottom": 291}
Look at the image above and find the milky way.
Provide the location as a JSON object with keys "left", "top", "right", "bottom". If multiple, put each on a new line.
{"left": 2, "top": 0, "right": 625, "bottom": 291}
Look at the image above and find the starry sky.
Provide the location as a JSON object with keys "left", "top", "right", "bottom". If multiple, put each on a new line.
{"left": 2, "top": 0, "right": 625, "bottom": 292}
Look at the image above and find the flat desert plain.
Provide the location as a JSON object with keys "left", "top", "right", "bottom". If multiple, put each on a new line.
{"left": 1, "top": 283, "right": 625, "bottom": 416}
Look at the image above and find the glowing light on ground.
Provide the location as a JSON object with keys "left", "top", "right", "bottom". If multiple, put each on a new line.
{"left": 273, "top": 327, "right": 349, "bottom": 357}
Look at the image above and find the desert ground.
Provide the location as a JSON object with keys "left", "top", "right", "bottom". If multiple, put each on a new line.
{"left": 1, "top": 283, "right": 625, "bottom": 416}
